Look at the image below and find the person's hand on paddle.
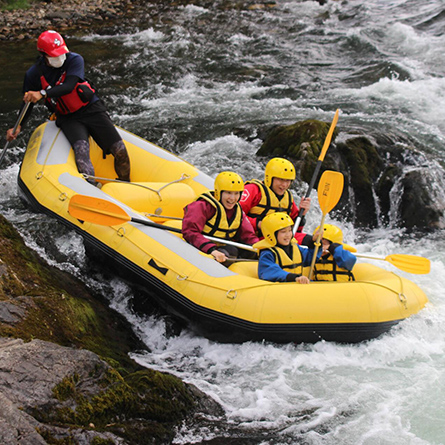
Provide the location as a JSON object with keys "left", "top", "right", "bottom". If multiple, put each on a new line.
{"left": 23, "top": 91, "right": 43, "bottom": 104}
{"left": 321, "top": 238, "right": 331, "bottom": 255}
{"left": 6, "top": 125, "right": 21, "bottom": 142}
{"left": 299, "top": 197, "right": 311, "bottom": 215}
{"left": 296, "top": 275, "right": 310, "bottom": 284}
{"left": 211, "top": 249, "right": 227, "bottom": 263}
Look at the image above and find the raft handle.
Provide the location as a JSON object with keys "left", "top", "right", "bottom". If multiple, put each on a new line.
{"left": 398, "top": 292, "right": 407, "bottom": 309}
{"left": 226, "top": 289, "right": 237, "bottom": 300}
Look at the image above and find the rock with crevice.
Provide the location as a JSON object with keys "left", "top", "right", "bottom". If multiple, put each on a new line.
{"left": 257, "top": 120, "right": 445, "bottom": 230}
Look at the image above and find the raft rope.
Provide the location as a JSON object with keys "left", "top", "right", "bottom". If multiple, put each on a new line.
{"left": 355, "top": 273, "right": 407, "bottom": 309}
{"left": 82, "top": 173, "right": 191, "bottom": 200}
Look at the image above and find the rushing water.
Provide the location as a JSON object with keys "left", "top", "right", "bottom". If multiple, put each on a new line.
{"left": 2, "top": 0, "right": 445, "bottom": 443}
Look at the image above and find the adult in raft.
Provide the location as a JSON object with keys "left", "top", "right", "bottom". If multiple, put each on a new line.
{"left": 182, "top": 171, "right": 259, "bottom": 264}
{"left": 240, "top": 157, "right": 311, "bottom": 245}
{"left": 312, "top": 224, "right": 357, "bottom": 282}
{"left": 6, "top": 30, "right": 130, "bottom": 185}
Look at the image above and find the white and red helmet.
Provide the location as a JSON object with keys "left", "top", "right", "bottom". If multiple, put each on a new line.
{"left": 37, "top": 30, "right": 69, "bottom": 57}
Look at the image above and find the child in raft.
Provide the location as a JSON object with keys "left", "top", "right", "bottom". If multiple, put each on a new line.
{"left": 256, "top": 212, "right": 320, "bottom": 283}
{"left": 182, "top": 171, "right": 259, "bottom": 264}
{"left": 312, "top": 224, "right": 357, "bottom": 281}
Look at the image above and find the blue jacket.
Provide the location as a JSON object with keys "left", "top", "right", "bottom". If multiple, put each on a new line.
{"left": 258, "top": 244, "right": 320, "bottom": 282}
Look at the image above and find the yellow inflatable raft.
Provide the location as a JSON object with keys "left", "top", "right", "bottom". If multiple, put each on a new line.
{"left": 18, "top": 122, "right": 429, "bottom": 343}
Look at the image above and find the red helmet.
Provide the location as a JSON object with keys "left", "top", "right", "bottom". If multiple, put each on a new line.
{"left": 37, "top": 30, "right": 69, "bottom": 57}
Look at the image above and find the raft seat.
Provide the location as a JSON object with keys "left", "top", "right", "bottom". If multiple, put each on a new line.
{"left": 100, "top": 181, "right": 196, "bottom": 221}
{"left": 228, "top": 261, "right": 259, "bottom": 279}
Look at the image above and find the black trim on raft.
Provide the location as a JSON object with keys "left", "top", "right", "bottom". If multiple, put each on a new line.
{"left": 17, "top": 176, "right": 402, "bottom": 344}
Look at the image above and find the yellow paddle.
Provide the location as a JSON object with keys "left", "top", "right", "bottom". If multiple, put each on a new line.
{"left": 308, "top": 170, "right": 344, "bottom": 280}
{"left": 293, "top": 109, "right": 339, "bottom": 235}
{"left": 354, "top": 253, "right": 430, "bottom": 275}
{"left": 68, "top": 194, "right": 257, "bottom": 252}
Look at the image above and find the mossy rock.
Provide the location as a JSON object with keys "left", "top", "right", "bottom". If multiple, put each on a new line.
{"left": 257, "top": 119, "right": 339, "bottom": 182}
{"left": 0, "top": 214, "right": 144, "bottom": 373}
{"left": 37, "top": 368, "right": 197, "bottom": 444}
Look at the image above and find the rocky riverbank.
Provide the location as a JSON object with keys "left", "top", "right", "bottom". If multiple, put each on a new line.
{"left": 0, "top": 0, "right": 154, "bottom": 41}
{"left": 0, "top": 214, "right": 222, "bottom": 444}
{"left": 0, "top": 0, "right": 278, "bottom": 41}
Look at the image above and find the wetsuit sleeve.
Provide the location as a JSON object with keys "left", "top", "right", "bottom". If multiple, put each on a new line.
{"left": 258, "top": 250, "right": 292, "bottom": 282}
{"left": 329, "top": 243, "right": 357, "bottom": 271}
{"left": 239, "top": 183, "right": 262, "bottom": 232}
{"left": 182, "top": 200, "right": 218, "bottom": 254}
{"left": 298, "top": 234, "right": 315, "bottom": 248}
{"left": 46, "top": 75, "right": 79, "bottom": 98}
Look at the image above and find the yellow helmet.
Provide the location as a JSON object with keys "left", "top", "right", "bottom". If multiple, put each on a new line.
{"left": 313, "top": 224, "right": 343, "bottom": 244}
{"left": 261, "top": 212, "right": 293, "bottom": 246}
{"left": 313, "top": 224, "right": 357, "bottom": 252}
{"left": 214, "top": 171, "right": 244, "bottom": 201}
{"left": 264, "top": 158, "right": 296, "bottom": 187}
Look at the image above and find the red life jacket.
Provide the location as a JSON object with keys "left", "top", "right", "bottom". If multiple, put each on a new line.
{"left": 40, "top": 71, "right": 95, "bottom": 115}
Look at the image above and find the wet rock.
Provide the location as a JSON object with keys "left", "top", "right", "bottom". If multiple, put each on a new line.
{"left": 257, "top": 120, "right": 445, "bottom": 230}
{"left": 0, "top": 214, "right": 224, "bottom": 444}
{"left": 400, "top": 169, "right": 445, "bottom": 230}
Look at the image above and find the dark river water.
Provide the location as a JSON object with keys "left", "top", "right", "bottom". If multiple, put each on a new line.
{"left": 1, "top": 1, "right": 445, "bottom": 443}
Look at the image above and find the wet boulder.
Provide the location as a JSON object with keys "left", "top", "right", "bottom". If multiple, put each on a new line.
{"left": 0, "top": 214, "right": 223, "bottom": 444}
{"left": 257, "top": 119, "right": 445, "bottom": 230}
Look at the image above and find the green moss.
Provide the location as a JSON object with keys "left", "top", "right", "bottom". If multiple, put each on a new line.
{"left": 53, "top": 374, "right": 80, "bottom": 401}
{"left": 0, "top": 215, "right": 203, "bottom": 443}
{"left": 0, "top": 215, "right": 143, "bottom": 373}
{"left": 33, "top": 368, "right": 196, "bottom": 443}
{"left": 91, "top": 438, "right": 116, "bottom": 445}
{"left": 36, "top": 428, "right": 78, "bottom": 445}
{"left": 258, "top": 119, "right": 335, "bottom": 158}
{"left": 256, "top": 119, "right": 340, "bottom": 184}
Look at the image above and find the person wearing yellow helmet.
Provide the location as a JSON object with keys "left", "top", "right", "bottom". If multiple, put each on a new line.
{"left": 6, "top": 30, "right": 130, "bottom": 186}
{"left": 256, "top": 212, "right": 320, "bottom": 283}
{"left": 240, "top": 157, "right": 311, "bottom": 244}
{"left": 183, "top": 171, "right": 259, "bottom": 264}
{"left": 312, "top": 224, "right": 357, "bottom": 281}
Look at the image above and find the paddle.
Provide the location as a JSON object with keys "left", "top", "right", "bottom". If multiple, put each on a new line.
{"left": 308, "top": 170, "right": 344, "bottom": 280}
{"left": 354, "top": 253, "right": 430, "bottom": 275}
{"left": 68, "top": 194, "right": 257, "bottom": 252}
{"left": 0, "top": 102, "right": 31, "bottom": 167}
{"left": 293, "top": 109, "right": 339, "bottom": 235}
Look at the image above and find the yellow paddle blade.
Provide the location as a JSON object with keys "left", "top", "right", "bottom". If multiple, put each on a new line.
{"left": 319, "top": 109, "right": 339, "bottom": 162}
{"left": 68, "top": 195, "right": 131, "bottom": 226}
{"left": 317, "top": 170, "right": 344, "bottom": 215}
{"left": 385, "top": 254, "right": 431, "bottom": 275}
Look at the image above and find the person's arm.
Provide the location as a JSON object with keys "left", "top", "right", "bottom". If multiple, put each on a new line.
{"left": 182, "top": 201, "right": 218, "bottom": 254}
{"left": 239, "top": 183, "right": 262, "bottom": 233}
{"left": 329, "top": 243, "right": 357, "bottom": 271}
{"left": 46, "top": 75, "right": 80, "bottom": 97}
{"left": 238, "top": 212, "right": 260, "bottom": 246}
{"left": 258, "top": 250, "right": 296, "bottom": 282}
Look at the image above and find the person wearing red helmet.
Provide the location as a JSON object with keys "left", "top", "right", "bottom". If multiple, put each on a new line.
{"left": 6, "top": 30, "right": 130, "bottom": 184}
